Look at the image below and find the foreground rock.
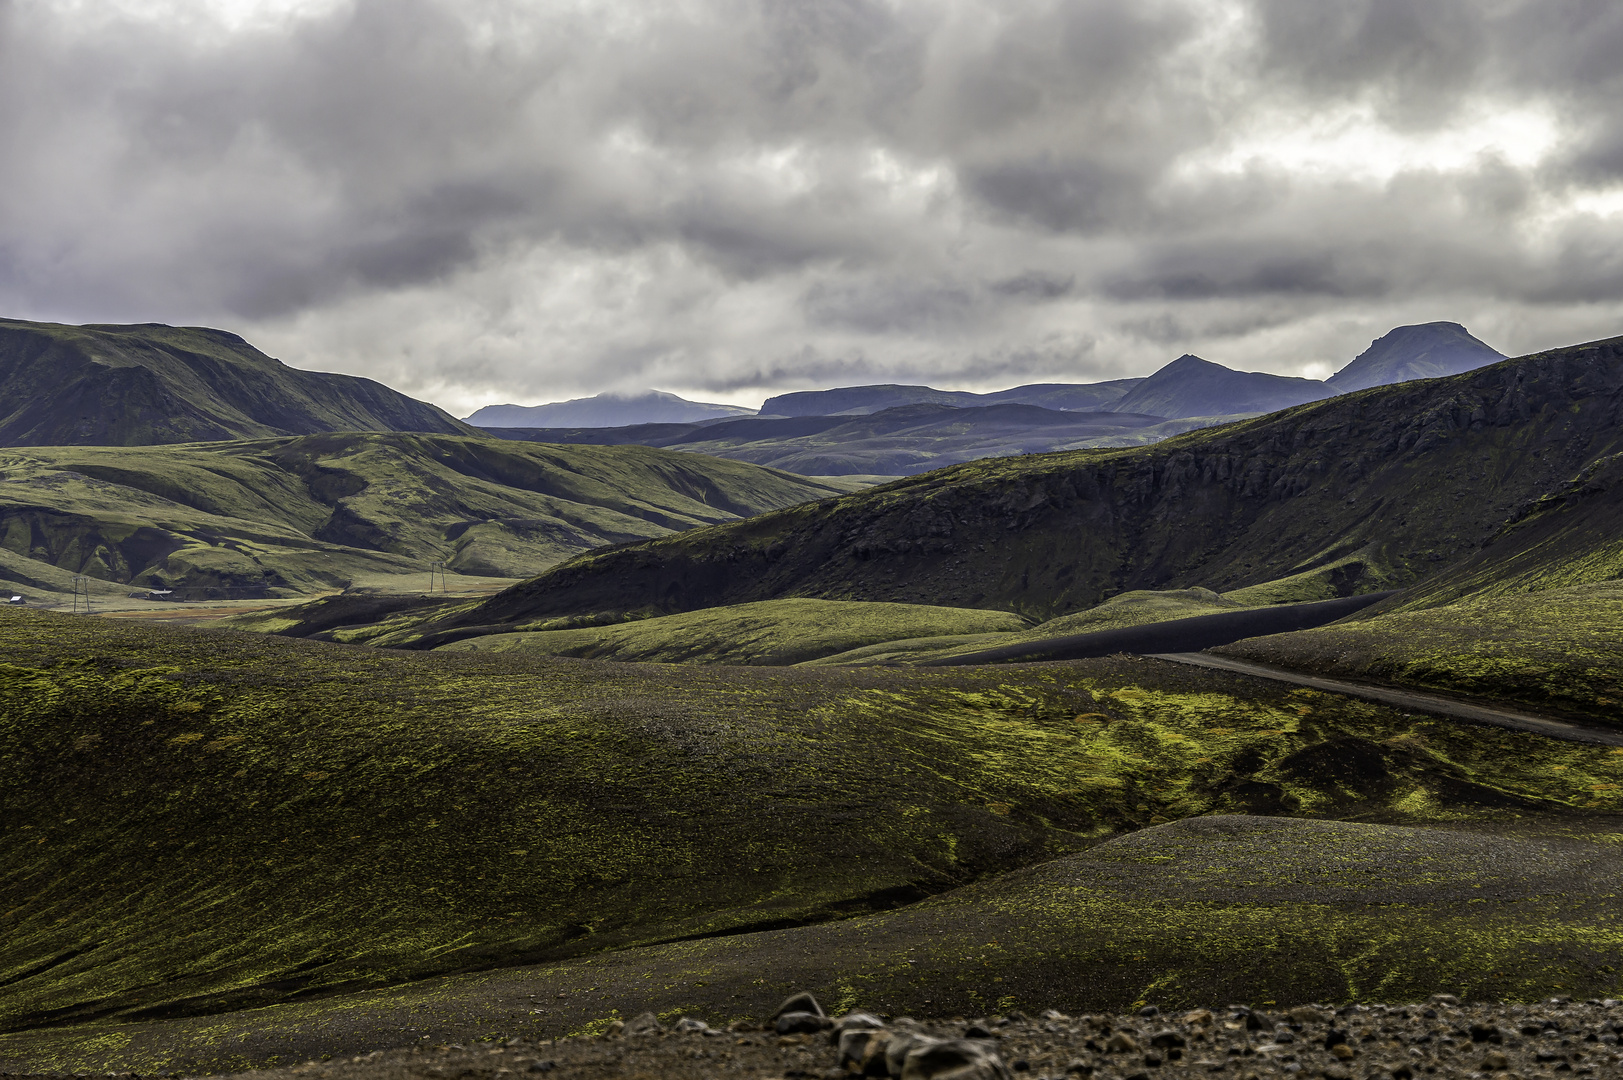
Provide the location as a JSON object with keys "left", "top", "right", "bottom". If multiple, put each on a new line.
{"left": 97, "top": 992, "right": 1613, "bottom": 1080}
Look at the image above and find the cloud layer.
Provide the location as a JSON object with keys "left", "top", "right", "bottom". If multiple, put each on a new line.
{"left": 4, "top": 0, "right": 1623, "bottom": 412}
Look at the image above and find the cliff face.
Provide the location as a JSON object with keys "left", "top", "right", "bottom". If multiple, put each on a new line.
{"left": 448, "top": 337, "right": 1623, "bottom": 626}
{"left": 0, "top": 319, "right": 473, "bottom": 446}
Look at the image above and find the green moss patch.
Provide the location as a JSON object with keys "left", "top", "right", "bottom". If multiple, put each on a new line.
{"left": 1220, "top": 580, "right": 1623, "bottom": 723}
{"left": 6, "top": 816, "right": 1623, "bottom": 1075}
{"left": 436, "top": 598, "right": 1029, "bottom": 665}
{"left": 5, "top": 607, "right": 1623, "bottom": 1049}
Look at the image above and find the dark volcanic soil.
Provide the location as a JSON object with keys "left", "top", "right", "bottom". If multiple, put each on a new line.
{"left": 49, "top": 996, "right": 1619, "bottom": 1080}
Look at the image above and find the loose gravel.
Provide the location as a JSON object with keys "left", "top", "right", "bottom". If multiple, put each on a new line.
{"left": 48, "top": 992, "right": 1602, "bottom": 1080}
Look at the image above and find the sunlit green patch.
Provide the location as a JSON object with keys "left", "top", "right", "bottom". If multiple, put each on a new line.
{"left": 1223, "top": 580, "right": 1623, "bottom": 723}
{"left": 435, "top": 598, "right": 1029, "bottom": 665}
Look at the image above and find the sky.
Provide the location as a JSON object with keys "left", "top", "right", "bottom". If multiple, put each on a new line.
{"left": 3, "top": 0, "right": 1623, "bottom": 415}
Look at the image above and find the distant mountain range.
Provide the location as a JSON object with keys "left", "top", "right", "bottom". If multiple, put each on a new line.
{"left": 467, "top": 322, "right": 1508, "bottom": 475}
{"left": 468, "top": 322, "right": 1505, "bottom": 431}
{"left": 0, "top": 318, "right": 1506, "bottom": 474}
{"left": 488, "top": 404, "right": 1232, "bottom": 476}
{"left": 419, "top": 331, "right": 1620, "bottom": 634}
{"left": 464, "top": 391, "right": 756, "bottom": 428}
{"left": 758, "top": 379, "right": 1143, "bottom": 417}
{"left": 481, "top": 323, "right": 1506, "bottom": 474}
{"left": 1107, "top": 354, "right": 1332, "bottom": 418}
{"left": 0, "top": 319, "right": 471, "bottom": 445}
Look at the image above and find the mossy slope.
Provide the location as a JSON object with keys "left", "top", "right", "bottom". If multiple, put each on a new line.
{"left": 1219, "top": 452, "right": 1623, "bottom": 722}
{"left": 4, "top": 608, "right": 1623, "bottom": 1041}
{"left": 434, "top": 598, "right": 1030, "bottom": 665}
{"left": 5, "top": 816, "right": 1623, "bottom": 1075}
{"left": 434, "top": 335, "right": 1623, "bottom": 630}
{"left": 0, "top": 320, "right": 472, "bottom": 446}
{"left": 0, "top": 434, "right": 842, "bottom": 596}
{"left": 1219, "top": 581, "right": 1623, "bottom": 724}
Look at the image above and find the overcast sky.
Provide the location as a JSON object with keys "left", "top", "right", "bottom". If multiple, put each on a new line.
{"left": 3, "top": 0, "right": 1623, "bottom": 414}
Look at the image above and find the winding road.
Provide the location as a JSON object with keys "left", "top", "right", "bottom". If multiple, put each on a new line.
{"left": 1151, "top": 651, "right": 1623, "bottom": 747}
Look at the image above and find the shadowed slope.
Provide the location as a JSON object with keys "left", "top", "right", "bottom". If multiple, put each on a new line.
{"left": 419, "top": 336, "right": 1623, "bottom": 632}
{"left": 0, "top": 320, "right": 472, "bottom": 446}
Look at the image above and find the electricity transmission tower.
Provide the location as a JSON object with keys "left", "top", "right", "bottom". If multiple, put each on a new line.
{"left": 428, "top": 560, "right": 447, "bottom": 593}
{"left": 71, "top": 575, "right": 92, "bottom": 614}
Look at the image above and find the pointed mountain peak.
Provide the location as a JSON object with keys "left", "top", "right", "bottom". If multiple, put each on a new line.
{"left": 1154, "top": 354, "right": 1224, "bottom": 375}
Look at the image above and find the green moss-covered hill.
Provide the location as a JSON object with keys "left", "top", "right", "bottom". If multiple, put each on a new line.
{"left": 1217, "top": 453, "right": 1623, "bottom": 723}
{"left": 5, "top": 608, "right": 1623, "bottom": 1044}
{"left": 9, "top": 815, "right": 1622, "bottom": 1076}
{"left": 425, "top": 335, "right": 1623, "bottom": 632}
{"left": 0, "top": 434, "right": 843, "bottom": 597}
{"left": 0, "top": 320, "right": 473, "bottom": 446}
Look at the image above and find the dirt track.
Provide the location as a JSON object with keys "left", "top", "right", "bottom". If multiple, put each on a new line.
{"left": 1151, "top": 651, "right": 1623, "bottom": 747}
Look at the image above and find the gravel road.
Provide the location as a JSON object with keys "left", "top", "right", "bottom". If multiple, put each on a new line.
{"left": 1151, "top": 652, "right": 1623, "bottom": 747}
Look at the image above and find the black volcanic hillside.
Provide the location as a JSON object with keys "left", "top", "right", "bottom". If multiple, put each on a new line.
{"left": 1110, "top": 354, "right": 1331, "bottom": 418}
{"left": 1328, "top": 322, "right": 1505, "bottom": 393}
{"left": 434, "top": 336, "right": 1623, "bottom": 629}
{"left": 0, "top": 319, "right": 474, "bottom": 445}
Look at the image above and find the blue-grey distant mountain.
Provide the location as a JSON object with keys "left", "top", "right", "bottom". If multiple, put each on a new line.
{"left": 490, "top": 402, "right": 1174, "bottom": 476}
{"left": 1327, "top": 322, "right": 1506, "bottom": 393}
{"left": 466, "top": 391, "right": 756, "bottom": 428}
{"left": 759, "top": 379, "right": 1142, "bottom": 417}
{"left": 0, "top": 319, "right": 474, "bottom": 446}
{"left": 1108, "top": 354, "right": 1333, "bottom": 419}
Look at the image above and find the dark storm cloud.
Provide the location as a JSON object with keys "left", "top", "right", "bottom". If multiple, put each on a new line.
{"left": 2, "top": 0, "right": 1623, "bottom": 411}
